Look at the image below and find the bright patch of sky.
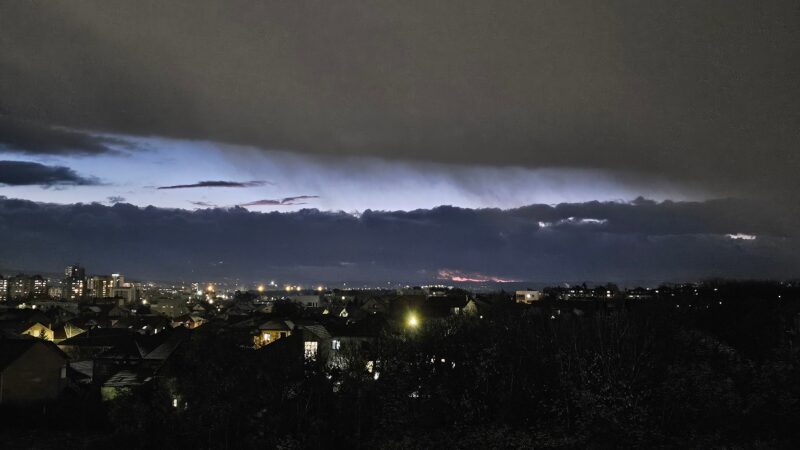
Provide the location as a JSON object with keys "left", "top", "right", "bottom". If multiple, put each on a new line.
{"left": 0, "top": 134, "right": 707, "bottom": 211}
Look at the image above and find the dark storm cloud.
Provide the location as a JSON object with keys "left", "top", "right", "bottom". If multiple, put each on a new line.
{"left": 0, "top": 196, "right": 795, "bottom": 282}
{"left": 157, "top": 180, "right": 271, "bottom": 190}
{"left": 0, "top": 161, "right": 99, "bottom": 187}
{"left": 1, "top": 1, "right": 798, "bottom": 200}
{"left": 240, "top": 196, "right": 319, "bottom": 207}
{"left": 0, "top": 116, "right": 124, "bottom": 155}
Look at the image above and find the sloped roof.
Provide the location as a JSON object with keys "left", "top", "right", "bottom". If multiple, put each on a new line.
{"left": 144, "top": 327, "right": 190, "bottom": 361}
{"left": 61, "top": 328, "right": 165, "bottom": 359}
{"left": 426, "top": 296, "right": 472, "bottom": 308}
{"left": 258, "top": 319, "right": 295, "bottom": 331}
{"left": 297, "top": 323, "right": 331, "bottom": 341}
{"left": 0, "top": 319, "right": 52, "bottom": 335}
{"left": 59, "top": 327, "right": 137, "bottom": 346}
{"left": 0, "top": 338, "right": 68, "bottom": 371}
{"left": 103, "top": 368, "right": 152, "bottom": 388}
{"left": 69, "top": 360, "right": 93, "bottom": 380}
{"left": 0, "top": 340, "right": 36, "bottom": 370}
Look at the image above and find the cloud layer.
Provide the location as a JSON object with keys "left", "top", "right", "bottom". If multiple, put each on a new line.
{"left": 1, "top": 0, "right": 797, "bottom": 201}
{"left": 0, "top": 196, "right": 795, "bottom": 283}
{"left": 0, "top": 116, "right": 123, "bottom": 156}
{"left": 239, "top": 195, "right": 320, "bottom": 207}
{"left": 0, "top": 161, "right": 99, "bottom": 187}
{"left": 157, "top": 180, "right": 271, "bottom": 190}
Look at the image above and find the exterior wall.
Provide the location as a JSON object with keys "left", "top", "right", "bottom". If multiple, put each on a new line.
{"left": 10, "top": 276, "right": 34, "bottom": 299}
{"left": 515, "top": 290, "right": 542, "bottom": 304}
{"left": 151, "top": 303, "right": 190, "bottom": 318}
{"left": 0, "top": 278, "right": 8, "bottom": 301}
{"left": 32, "top": 277, "right": 47, "bottom": 296}
{"left": 22, "top": 323, "right": 55, "bottom": 341}
{"left": 111, "top": 286, "right": 138, "bottom": 304}
{"left": 150, "top": 296, "right": 187, "bottom": 317}
{"left": 0, "top": 345, "right": 66, "bottom": 404}
{"left": 47, "top": 286, "right": 63, "bottom": 299}
{"left": 463, "top": 300, "right": 479, "bottom": 315}
{"left": 64, "top": 278, "right": 86, "bottom": 301}
{"left": 254, "top": 329, "right": 292, "bottom": 348}
{"left": 289, "top": 295, "right": 322, "bottom": 307}
{"left": 89, "top": 276, "right": 114, "bottom": 298}
{"left": 327, "top": 336, "right": 371, "bottom": 368}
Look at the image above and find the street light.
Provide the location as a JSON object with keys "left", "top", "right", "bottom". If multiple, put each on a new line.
{"left": 407, "top": 313, "right": 419, "bottom": 329}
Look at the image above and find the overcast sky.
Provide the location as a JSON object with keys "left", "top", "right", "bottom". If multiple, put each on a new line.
{"left": 1, "top": 1, "right": 798, "bottom": 282}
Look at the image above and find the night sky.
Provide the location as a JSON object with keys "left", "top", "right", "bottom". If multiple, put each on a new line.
{"left": 1, "top": 1, "right": 798, "bottom": 283}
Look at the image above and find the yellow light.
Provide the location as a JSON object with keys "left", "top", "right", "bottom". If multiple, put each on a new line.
{"left": 257, "top": 285, "right": 265, "bottom": 293}
{"left": 296, "top": 286, "right": 302, "bottom": 291}
{"left": 407, "top": 313, "right": 419, "bottom": 328}
{"left": 317, "top": 286, "right": 324, "bottom": 292}
{"left": 285, "top": 286, "right": 293, "bottom": 292}
{"left": 207, "top": 284, "right": 215, "bottom": 292}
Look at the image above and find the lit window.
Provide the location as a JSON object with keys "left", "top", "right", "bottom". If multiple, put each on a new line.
{"left": 304, "top": 341, "right": 318, "bottom": 360}
{"left": 263, "top": 332, "right": 271, "bottom": 343}
{"left": 332, "top": 339, "right": 341, "bottom": 350}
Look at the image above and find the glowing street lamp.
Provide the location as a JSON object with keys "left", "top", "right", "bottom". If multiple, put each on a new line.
{"left": 406, "top": 313, "right": 420, "bottom": 329}
{"left": 257, "top": 285, "right": 265, "bottom": 293}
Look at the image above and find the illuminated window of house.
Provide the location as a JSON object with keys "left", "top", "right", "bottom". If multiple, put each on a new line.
{"left": 332, "top": 339, "right": 341, "bottom": 350}
{"left": 304, "top": 341, "right": 318, "bottom": 360}
{"left": 263, "top": 332, "right": 271, "bottom": 343}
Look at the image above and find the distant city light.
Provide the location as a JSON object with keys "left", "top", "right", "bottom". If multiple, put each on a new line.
{"left": 407, "top": 313, "right": 419, "bottom": 328}
{"left": 726, "top": 233, "right": 757, "bottom": 241}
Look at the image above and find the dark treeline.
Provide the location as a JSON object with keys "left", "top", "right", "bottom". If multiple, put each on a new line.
{"left": 4, "top": 282, "right": 800, "bottom": 449}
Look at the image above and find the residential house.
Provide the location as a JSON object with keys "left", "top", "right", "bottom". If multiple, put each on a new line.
{"left": 515, "top": 290, "right": 543, "bottom": 304}
{"left": 0, "top": 338, "right": 69, "bottom": 404}
{"left": 253, "top": 319, "right": 295, "bottom": 348}
{"left": 360, "top": 297, "right": 389, "bottom": 315}
{"left": 424, "top": 296, "right": 483, "bottom": 318}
